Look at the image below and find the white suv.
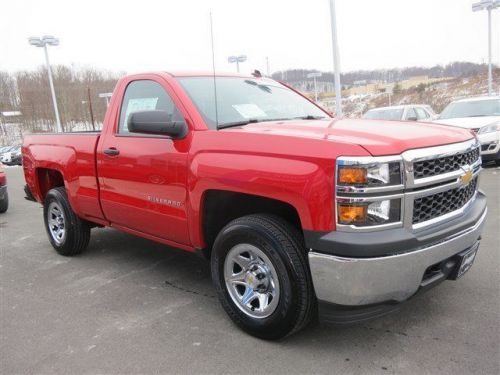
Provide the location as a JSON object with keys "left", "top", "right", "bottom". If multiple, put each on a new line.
{"left": 435, "top": 96, "right": 500, "bottom": 165}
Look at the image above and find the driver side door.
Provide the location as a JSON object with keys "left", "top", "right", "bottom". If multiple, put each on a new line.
{"left": 98, "top": 77, "right": 191, "bottom": 246}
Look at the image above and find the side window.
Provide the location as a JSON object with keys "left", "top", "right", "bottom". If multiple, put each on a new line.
{"left": 118, "top": 80, "right": 183, "bottom": 134}
{"left": 405, "top": 107, "right": 417, "bottom": 120}
{"left": 415, "top": 107, "right": 429, "bottom": 120}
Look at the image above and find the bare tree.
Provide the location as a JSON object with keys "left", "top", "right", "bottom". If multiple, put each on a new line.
{"left": 4, "top": 65, "right": 122, "bottom": 138}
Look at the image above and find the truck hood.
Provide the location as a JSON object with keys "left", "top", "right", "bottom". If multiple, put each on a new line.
{"left": 433, "top": 116, "right": 500, "bottom": 129}
{"left": 227, "top": 118, "right": 473, "bottom": 156}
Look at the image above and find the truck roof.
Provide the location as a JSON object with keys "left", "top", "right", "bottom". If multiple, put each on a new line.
{"left": 165, "top": 71, "right": 262, "bottom": 78}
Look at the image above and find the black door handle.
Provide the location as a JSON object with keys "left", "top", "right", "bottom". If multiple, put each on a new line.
{"left": 103, "top": 148, "right": 120, "bottom": 156}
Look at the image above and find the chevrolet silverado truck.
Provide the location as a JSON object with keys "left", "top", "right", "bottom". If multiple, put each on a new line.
{"left": 22, "top": 72, "right": 487, "bottom": 339}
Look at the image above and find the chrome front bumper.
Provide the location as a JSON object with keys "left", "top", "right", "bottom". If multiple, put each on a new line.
{"left": 308, "top": 207, "right": 487, "bottom": 306}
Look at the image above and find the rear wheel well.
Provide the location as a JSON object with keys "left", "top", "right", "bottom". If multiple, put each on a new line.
{"left": 36, "top": 168, "right": 64, "bottom": 199}
{"left": 202, "top": 190, "right": 302, "bottom": 256}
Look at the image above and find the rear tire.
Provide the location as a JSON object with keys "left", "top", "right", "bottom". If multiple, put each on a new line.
{"left": 43, "top": 187, "right": 90, "bottom": 256}
{"left": 0, "top": 190, "right": 8, "bottom": 213}
{"left": 211, "top": 214, "right": 315, "bottom": 340}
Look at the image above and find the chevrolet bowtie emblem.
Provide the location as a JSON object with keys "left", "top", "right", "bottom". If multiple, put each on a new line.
{"left": 460, "top": 167, "right": 473, "bottom": 187}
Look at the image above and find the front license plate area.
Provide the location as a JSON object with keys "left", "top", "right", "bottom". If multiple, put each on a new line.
{"left": 450, "top": 243, "right": 479, "bottom": 280}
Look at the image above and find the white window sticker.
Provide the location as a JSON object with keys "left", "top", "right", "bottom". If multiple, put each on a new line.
{"left": 232, "top": 104, "right": 267, "bottom": 119}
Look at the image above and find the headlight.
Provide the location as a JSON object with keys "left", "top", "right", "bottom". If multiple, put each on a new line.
{"left": 336, "top": 156, "right": 403, "bottom": 230}
{"left": 337, "top": 161, "right": 402, "bottom": 187}
{"left": 477, "top": 122, "right": 499, "bottom": 134}
{"left": 337, "top": 198, "right": 401, "bottom": 226}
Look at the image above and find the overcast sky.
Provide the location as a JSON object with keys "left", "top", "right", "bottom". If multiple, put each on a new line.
{"left": 1, "top": 0, "right": 499, "bottom": 75}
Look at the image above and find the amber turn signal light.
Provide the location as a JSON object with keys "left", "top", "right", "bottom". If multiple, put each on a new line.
{"left": 338, "top": 167, "right": 367, "bottom": 184}
{"left": 338, "top": 204, "right": 367, "bottom": 224}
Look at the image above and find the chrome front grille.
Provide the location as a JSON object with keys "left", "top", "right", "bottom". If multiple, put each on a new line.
{"left": 413, "top": 147, "right": 480, "bottom": 179}
{"left": 412, "top": 177, "right": 478, "bottom": 224}
{"left": 404, "top": 139, "right": 481, "bottom": 229}
{"left": 335, "top": 139, "right": 482, "bottom": 233}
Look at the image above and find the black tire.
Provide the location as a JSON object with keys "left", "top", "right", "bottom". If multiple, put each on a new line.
{"left": 495, "top": 159, "right": 500, "bottom": 167}
{"left": 43, "top": 187, "right": 90, "bottom": 256}
{"left": 211, "top": 214, "right": 315, "bottom": 340}
{"left": 0, "top": 190, "right": 8, "bottom": 213}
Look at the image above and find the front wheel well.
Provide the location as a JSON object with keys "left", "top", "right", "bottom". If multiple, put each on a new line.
{"left": 201, "top": 190, "right": 303, "bottom": 256}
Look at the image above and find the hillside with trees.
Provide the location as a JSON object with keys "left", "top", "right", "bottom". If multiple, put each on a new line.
{"left": 271, "top": 62, "right": 493, "bottom": 87}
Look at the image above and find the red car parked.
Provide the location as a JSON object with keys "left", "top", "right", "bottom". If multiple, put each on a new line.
{"left": 22, "top": 72, "right": 486, "bottom": 339}
{"left": 0, "top": 164, "right": 8, "bottom": 213}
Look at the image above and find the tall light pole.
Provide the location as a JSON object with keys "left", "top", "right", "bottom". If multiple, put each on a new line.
{"left": 307, "top": 72, "right": 322, "bottom": 102}
{"left": 28, "top": 35, "right": 62, "bottom": 132}
{"left": 228, "top": 55, "right": 247, "bottom": 73}
{"left": 473, "top": 0, "right": 500, "bottom": 96}
{"left": 329, "top": 0, "right": 342, "bottom": 117}
{"left": 99, "top": 92, "right": 113, "bottom": 107}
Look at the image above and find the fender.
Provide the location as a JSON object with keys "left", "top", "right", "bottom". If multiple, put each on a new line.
{"left": 188, "top": 149, "right": 335, "bottom": 249}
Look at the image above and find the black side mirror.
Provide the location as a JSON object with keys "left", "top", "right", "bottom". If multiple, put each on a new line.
{"left": 128, "top": 110, "right": 188, "bottom": 139}
{"left": 407, "top": 116, "right": 418, "bottom": 121}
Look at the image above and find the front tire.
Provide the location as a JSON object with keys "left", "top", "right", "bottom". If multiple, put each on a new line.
{"left": 43, "top": 187, "right": 90, "bottom": 256}
{"left": 211, "top": 214, "right": 315, "bottom": 340}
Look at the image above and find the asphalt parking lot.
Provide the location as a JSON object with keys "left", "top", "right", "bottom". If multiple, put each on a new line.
{"left": 1, "top": 165, "right": 499, "bottom": 375}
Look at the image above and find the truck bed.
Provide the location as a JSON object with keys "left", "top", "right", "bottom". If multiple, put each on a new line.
{"left": 22, "top": 133, "right": 105, "bottom": 223}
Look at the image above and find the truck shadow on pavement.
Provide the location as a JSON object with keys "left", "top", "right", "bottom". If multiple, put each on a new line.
{"left": 82, "top": 226, "right": 446, "bottom": 347}
{"left": 86, "top": 228, "right": 216, "bottom": 298}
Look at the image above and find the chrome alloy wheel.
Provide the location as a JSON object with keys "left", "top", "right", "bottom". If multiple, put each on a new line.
{"left": 47, "top": 201, "right": 66, "bottom": 245}
{"left": 224, "top": 244, "right": 280, "bottom": 319}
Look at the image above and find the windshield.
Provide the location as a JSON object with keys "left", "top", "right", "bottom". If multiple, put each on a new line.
{"left": 362, "top": 108, "right": 403, "bottom": 120}
{"left": 439, "top": 99, "right": 500, "bottom": 119}
{"left": 177, "top": 77, "right": 328, "bottom": 129}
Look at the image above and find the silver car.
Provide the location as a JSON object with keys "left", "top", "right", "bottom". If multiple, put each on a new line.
{"left": 363, "top": 105, "right": 437, "bottom": 122}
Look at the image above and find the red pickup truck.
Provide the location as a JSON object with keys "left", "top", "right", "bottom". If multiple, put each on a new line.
{"left": 22, "top": 72, "right": 487, "bottom": 339}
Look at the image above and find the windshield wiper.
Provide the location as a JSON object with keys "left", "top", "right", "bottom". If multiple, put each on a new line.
{"left": 217, "top": 119, "right": 261, "bottom": 129}
{"left": 218, "top": 117, "right": 294, "bottom": 129}
{"left": 293, "top": 115, "right": 327, "bottom": 120}
{"left": 217, "top": 115, "right": 326, "bottom": 129}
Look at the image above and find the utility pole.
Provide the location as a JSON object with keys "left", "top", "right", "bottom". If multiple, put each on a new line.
{"left": 43, "top": 43, "right": 62, "bottom": 132}
{"left": 228, "top": 55, "right": 247, "bottom": 73}
{"left": 98, "top": 93, "right": 112, "bottom": 107}
{"left": 314, "top": 76, "right": 318, "bottom": 102}
{"left": 307, "top": 72, "right": 322, "bottom": 102}
{"left": 329, "top": 0, "right": 342, "bottom": 116}
{"left": 29, "top": 36, "right": 62, "bottom": 132}
{"left": 472, "top": 0, "right": 500, "bottom": 95}
{"left": 87, "top": 87, "right": 95, "bottom": 130}
{"left": 488, "top": 8, "right": 492, "bottom": 94}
